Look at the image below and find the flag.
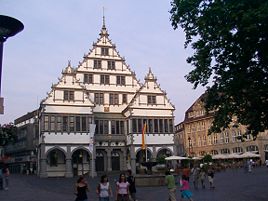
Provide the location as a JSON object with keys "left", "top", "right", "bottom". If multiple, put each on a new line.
{"left": 141, "top": 123, "right": 147, "bottom": 150}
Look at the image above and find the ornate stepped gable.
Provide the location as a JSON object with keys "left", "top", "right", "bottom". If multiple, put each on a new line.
{"left": 123, "top": 68, "right": 175, "bottom": 115}
{"left": 41, "top": 61, "right": 94, "bottom": 107}
{"left": 74, "top": 19, "right": 142, "bottom": 113}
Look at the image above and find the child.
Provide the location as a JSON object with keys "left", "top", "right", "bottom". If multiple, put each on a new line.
{"left": 207, "top": 168, "right": 215, "bottom": 189}
{"left": 180, "top": 175, "right": 193, "bottom": 201}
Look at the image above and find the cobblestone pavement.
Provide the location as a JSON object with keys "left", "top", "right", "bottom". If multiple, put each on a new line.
{"left": 0, "top": 166, "right": 268, "bottom": 201}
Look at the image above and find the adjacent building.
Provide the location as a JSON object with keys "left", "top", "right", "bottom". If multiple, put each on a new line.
{"left": 175, "top": 94, "right": 268, "bottom": 162}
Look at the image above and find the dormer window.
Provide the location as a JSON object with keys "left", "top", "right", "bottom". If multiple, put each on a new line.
{"left": 101, "top": 47, "right": 109, "bottom": 56}
{"left": 147, "top": 95, "right": 156, "bottom": 104}
{"left": 63, "top": 90, "right": 74, "bottom": 101}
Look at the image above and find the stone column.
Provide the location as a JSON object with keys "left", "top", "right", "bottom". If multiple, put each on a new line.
{"left": 39, "top": 143, "right": 47, "bottom": 178}
{"left": 152, "top": 146, "right": 157, "bottom": 161}
{"left": 107, "top": 148, "right": 112, "bottom": 172}
{"left": 91, "top": 146, "right": 97, "bottom": 177}
{"left": 65, "top": 146, "right": 73, "bottom": 177}
{"left": 122, "top": 148, "right": 127, "bottom": 171}
{"left": 130, "top": 145, "right": 136, "bottom": 174}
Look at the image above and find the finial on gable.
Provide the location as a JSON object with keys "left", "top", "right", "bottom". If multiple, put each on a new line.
{"left": 145, "top": 67, "right": 157, "bottom": 81}
{"left": 100, "top": 7, "right": 109, "bottom": 37}
{"left": 68, "top": 60, "right": 71, "bottom": 67}
{"left": 102, "top": 6, "right": 106, "bottom": 29}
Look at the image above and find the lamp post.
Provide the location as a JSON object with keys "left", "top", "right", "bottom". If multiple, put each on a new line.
{"left": 0, "top": 15, "right": 24, "bottom": 114}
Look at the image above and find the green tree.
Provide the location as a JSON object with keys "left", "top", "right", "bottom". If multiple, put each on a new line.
{"left": 0, "top": 123, "right": 17, "bottom": 146}
{"left": 170, "top": 0, "right": 268, "bottom": 138}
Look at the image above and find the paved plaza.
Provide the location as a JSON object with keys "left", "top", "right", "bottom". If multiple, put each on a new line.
{"left": 0, "top": 166, "right": 268, "bottom": 201}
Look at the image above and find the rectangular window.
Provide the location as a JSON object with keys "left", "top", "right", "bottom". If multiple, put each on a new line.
{"left": 94, "top": 60, "right": 102, "bottom": 69}
{"left": 84, "top": 74, "right": 93, "bottom": 84}
{"left": 148, "top": 119, "right": 153, "bottom": 133}
{"left": 122, "top": 94, "right": 127, "bottom": 104}
{"left": 116, "top": 76, "right": 126, "bottom": 85}
{"left": 81, "top": 117, "right": 87, "bottom": 132}
{"left": 107, "top": 60, "right": 115, "bottom": 70}
{"left": 120, "top": 121, "right": 124, "bottom": 134}
{"left": 94, "top": 93, "right": 104, "bottom": 104}
{"left": 104, "top": 120, "right": 109, "bottom": 134}
{"left": 147, "top": 95, "right": 156, "bottom": 104}
{"left": 95, "top": 120, "right": 99, "bottom": 134}
{"left": 57, "top": 117, "right": 62, "bottom": 132}
{"left": 100, "top": 75, "right": 110, "bottom": 85}
{"left": 63, "top": 90, "right": 74, "bottom": 101}
{"left": 111, "top": 120, "right": 116, "bottom": 134}
{"left": 99, "top": 120, "right": 104, "bottom": 134}
{"left": 76, "top": 116, "right": 81, "bottom": 132}
{"left": 138, "top": 119, "right": 142, "bottom": 133}
{"left": 159, "top": 119, "right": 163, "bottom": 133}
{"left": 169, "top": 119, "right": 173, "bottom": 133}
{"left": 101, "top": 47, "right": 109, "bottom": 56}
{"left": 63, "top": 116, "right": 68, "bottom": 132}
{"left": 44, "top": 115, "right": 49, "bottom": 131}
{"left": 132, "top": 119, "right": 137, "bottom": 133}
{"left": 50, "top": 116, "right": 55, "bottom": 131}
{"left": 164, "top": 119, "right": 168, "bottom": 133}
{"left": 109, "top": 93, "right": 119, "bottom": 105}
{"left": 154, "top": 119, "right": 159, "bottom": 133}
{"left": 69, "top": 116, "right": 74, "bottom": 132}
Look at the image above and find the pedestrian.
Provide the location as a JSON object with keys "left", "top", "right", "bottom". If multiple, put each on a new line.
{"left": 182, "top": 165, "right": 191, "bottom": 181}
{"left": 199, "top": 168, "right": 206, "bottom": 189}
{"left": 248, "top": 159, "right": 253, "bottom": 173}
{"left": 0, "top": 162, "right": 3, "bottom": 190}
{"left": 126, "top": 170, "right": 137, "bottom": 201}
{"left": 207, "top": 168, "right": 215, "bottom": 189}
{"left": 2, "top": 164, "right": 10, "bottom": 190}
{"left": 191, "top": 166, "right": 200, "bottom": 190}
{"left": 116, "top": 173, "right": 130, "bottom": 201}
{"left": 265, "top": 159, "right": 268, "bottom": 168}
{"left": 96, "top": 174, "right": 112, "bottom": 201}
{"left": 179, "top": 175, "right": 193, "bottom": 201}
{"left": 74, "top": 176, "right": 89, "bottom": 201}
{"left": 165, "top": 169, "right": 176, "bottom": 201}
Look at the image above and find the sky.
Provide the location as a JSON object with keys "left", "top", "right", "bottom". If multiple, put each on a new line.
{"left": 0, "top": 0, "right": 205, "bottom": 125}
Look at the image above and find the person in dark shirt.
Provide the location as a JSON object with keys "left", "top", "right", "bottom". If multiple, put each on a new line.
{"left": 126, "top": 170, "right": 137, "bottom": 201}
{"left": 75, "top": 176, "right": 89, "bottom": 201}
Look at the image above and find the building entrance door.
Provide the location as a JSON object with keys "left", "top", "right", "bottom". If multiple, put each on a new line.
{"left": 96, "top": 152, "right": 104, "bottom": 171}
{"left": 111, "top": 152, "right": 120, "bottom": 171}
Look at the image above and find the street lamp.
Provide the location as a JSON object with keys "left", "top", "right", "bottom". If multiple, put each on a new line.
{"left": 0, "top": 15, "right": 24, "bottom": 114}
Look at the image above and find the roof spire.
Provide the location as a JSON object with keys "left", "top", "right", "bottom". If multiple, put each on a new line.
{"left": 100, "top": 6, "right": 109, "bottom": 36}
{"left": 102, "top": 6, "right": 106, "bottom": 29}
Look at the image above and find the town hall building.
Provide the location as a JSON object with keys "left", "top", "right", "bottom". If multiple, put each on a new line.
{"left": 37, "top": 19, "right": 175, "bottom": 177}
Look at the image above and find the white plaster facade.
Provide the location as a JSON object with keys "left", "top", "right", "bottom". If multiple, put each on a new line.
{"left": 38, "top": 20, "right": 175, "bottom": 177}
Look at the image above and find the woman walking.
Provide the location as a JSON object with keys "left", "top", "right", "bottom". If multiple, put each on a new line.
{"left": 116, "top": 173, "right": 130, "bottom": 201}
{"left": 96, "top": 175, "right": 112, "bottom": 201}
{"left": 180, "top": 175, "right": 193, "bottom": 201}
{"left": 74, "top": 176, "right": 89, "bottom": 201}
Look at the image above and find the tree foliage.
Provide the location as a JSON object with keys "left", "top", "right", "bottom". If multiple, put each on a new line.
{"left": 170, "top": 0, "right": 268, "bottom": 138}
{"left": 0, "top": 123, "right": 17, "bottom": 146}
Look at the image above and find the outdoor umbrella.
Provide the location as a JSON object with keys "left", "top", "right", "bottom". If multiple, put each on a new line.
{"left": 165, "top": 155, "right": 189, "bottom": 160}
{"left": 239, "top": 152, "right": 260, "bottom": 158}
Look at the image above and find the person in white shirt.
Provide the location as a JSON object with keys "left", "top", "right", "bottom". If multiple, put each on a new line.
{"left": 96, "top": 174, "right": 112, "bottom": 201}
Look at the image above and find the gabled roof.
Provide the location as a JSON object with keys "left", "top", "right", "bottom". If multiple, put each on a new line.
{"left": 123, "top": 68, "right": 175, "bottom": 113}
{"left": 41, "top": 62, "right": 94, "bottom": 106}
